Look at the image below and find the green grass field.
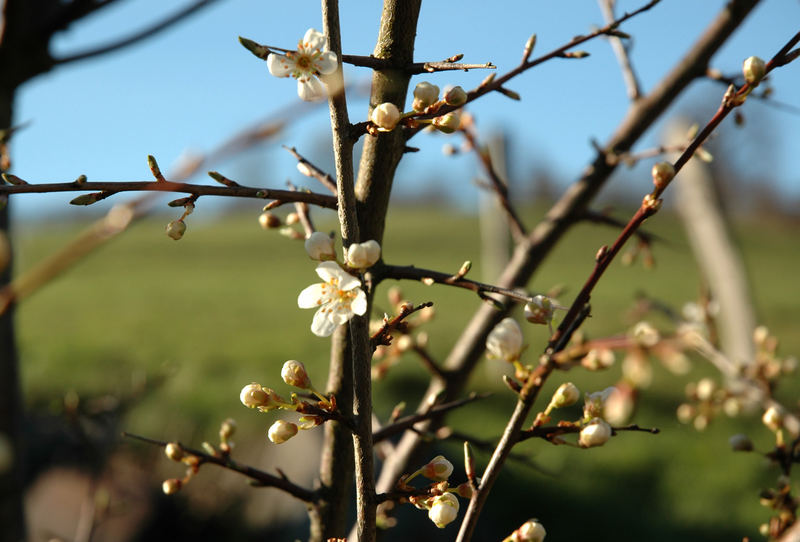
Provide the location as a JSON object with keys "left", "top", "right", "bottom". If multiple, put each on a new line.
{"left": 13, "top": 203, "right": 800, "bottom": 540}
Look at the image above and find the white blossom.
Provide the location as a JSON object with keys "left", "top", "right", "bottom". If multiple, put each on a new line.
{"left": 304, "top": 232, "right": 336, "bottom": 261}
{"left": 297, "top": 261, "right": 368, "bottom": 337}
{"left": 428, "top": 492, "right": 459, "bottom": 528}
{"left": 579, "top": 418, "right": 612, "bottom": 448}
{"left": 486, "top": 317, "right": 523, "bottom": 362}
{"left": 267, "top": 28, "right": 337, "bottom": 101}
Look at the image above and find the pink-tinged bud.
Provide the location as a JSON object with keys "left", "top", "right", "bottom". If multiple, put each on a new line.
{"left": 304, "top": 232, "right": 336, "bottom": 261}
{"left": 240, "top": 383, "right": 269, "bottom": 408}
{"left": 346, "top": 240, "right": 381, "bottom": 268}
{"left": 413, "top": 81, "right": 440, "bottom": 111}
{"left": 281, "top": 360, "right": 312, "bottom": 389}
{"left": 165, "top": 220, "right": 186, "bottom": 240}
{"left": 762, "top": 406, "right": 784, "bottom": 432}
{"left": 506, "top": 519, "right": 547, "bottom": 542}
{"left": 428, "top": 493, "right": 459, "bottom": 528}
{"left": 651, "top": 161, "right": 675, "bottom": 190}
{"left": 422, "top": 455, "right": 454, "bottom": 481}
{"left": 258, "top": 211, "right": 281, "bottom": 229}
{"left": 743, "top": 56, "right": 766, "bottom": 84}
{"left": 486, "top": 317, "right": 523, "bottom": 362}
{"left": 268, "top": 420, "right": 299, "bottom": 444}
{"left": 455, "top": 482, "right": 473, "bottom": 498}
{"left": 443, "top": 86, "right": 467, "bottom": 106}
{"left": 550, "top": 382, "right": 580, "bottom": 409}
{"left": 432, "top": 110, "right": 462, "bottom": 134}
{"left": 162, "top": 478, "right": 182, "bottom": 495}
{"left": 370, "top": 102, "right": 401, "bottom": 132}
{"left": 164, "top": 442, "right": 184, "bottom": 462}
{"left": 578, "top": 418, "right": 612, "bottom": 448}
{"left": 729, "top": 433, "right": 754, "bottom": 452}
{"left": 524, "top": 295, "right": 555, "bottom": 326}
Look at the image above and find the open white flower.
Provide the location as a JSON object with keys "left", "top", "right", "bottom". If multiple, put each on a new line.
{"left": 486, "top": 317, "right": 523, "bottom": 362}
{"left": 267, "top": 28, "right": 337, "bottom": 101}
{"left": 298, "top": 261, "right": 368, "bottom": 337}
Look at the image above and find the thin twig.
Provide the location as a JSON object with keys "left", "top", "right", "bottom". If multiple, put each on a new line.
{"left": 373, "top": 393, "right": 490, "bottom": 443}
{"left": 283, "top": 146, "right": 338, "bottom": 195}
{"left": 55, "top": 0, "right": 222, "bottom": 65}
{"left": 598, "top": 0, "right": 643, "bottom": 100}
{"left": 371, "top": 301, "right": 434, "bottom": 349}
{"left": 122, "top": 432, "right": 316, "bottom": 502}
{"left": 0, "top": 180, "right": 338, "bottom": 209}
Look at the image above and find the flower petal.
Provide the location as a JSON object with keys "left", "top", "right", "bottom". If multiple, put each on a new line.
{"left": 337, "top": 271, "right": 361, "bottom": 291}
{"left": 351, "top": 289, "right": 367, "bottom": 316}
{"left": 311, "top": 308, "right": 337, "bottom": 337}
{"left": 298, "top": 283, "right": 326, "bottom": 308}
{"left": 303, "top": 28, "right": 326, "bottom": 51}
{"left": 315, "top": 51, "right": 338, "bottom": 75}
{"left": 267, "top": 54, "right": 293, "bottom": 78}
{"left": 315, "top": 260, "right": 344, "bottom": 282}
{"left": 329, "top": 307, "right": 353, "bottom": 326}
{"left": 297, "top": 77, "right": 325, "bottom": 101}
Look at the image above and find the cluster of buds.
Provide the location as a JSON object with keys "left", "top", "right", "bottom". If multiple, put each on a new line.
{"left": 399, "top": 455, "right": 472, "bottom": 529}
{"left": 503, "top": 519, "right": 547, "bottom": 542}
{"left": 366, "top": 82, "right": 467, "bottom": 135}
{"left": 240, "top": 360, "right": 334, "bottom": 445}
{"left": 758, "top": 476, "right": 798, "bottom": 539}
{"left": 161, "top": 417, "right": 237, "bottom": 495}
{"left": 371, "top": 286, "right": 436, "bottom": 379}
{"left": 676, "top": 376, "right": 747, "bottom": 431}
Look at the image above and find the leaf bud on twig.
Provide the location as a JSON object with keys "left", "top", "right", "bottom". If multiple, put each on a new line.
{"left": 651, "top": 161, "right": 675, "bottom": 190}
{"left": 522, "top": 33, "right": 537, "bottom": 62}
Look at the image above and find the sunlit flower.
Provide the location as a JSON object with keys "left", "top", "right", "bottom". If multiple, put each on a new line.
{"left": 305, "top": 231, "right": 336, "bottom": 261}
{"left": 346, "top": 240, "right": 381, "bottom": 269}
{"left": 267, "top": 28, "right": 337, "bottom": 101}
{"left": 583, "top": 387, "right": 616, "bottom": 420}
{"left": 281, "top": 359, "right": 312, "bottom": 389}
{"left": 413, "top": 81, "right": 439, "bottom": 111}
{"left": 485, "top": 317, "right": 523, "bottom": 362}
{"left": 370, "top": 103, "right": 401, "bottom": 132}
{"left": 428, "top": 493, "right": 459, "bottom": 528}
{"left": 268, "top": 420, "right": 299, "bottom": 444}
{"left": 579, "top": 418, "right": 612, "bottom": 448}
{"left": 298, "top": 261, "right": 368, "bottom": 337}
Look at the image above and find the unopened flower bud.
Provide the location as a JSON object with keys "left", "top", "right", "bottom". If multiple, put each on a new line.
{"left": 240, "top": 383, "right": 269, "bottom": 408}
{"left": 285, "top": 212, "right": 300, "bottom": 225}
{"left": 455, "top": 482, "right": 473, "bottom": 498}
{"left": 164, "top": 442, "right": 184, "bottom": 462}
{"left": 631, "top": 321, "right": 660, "bottom": 347}
{"left": 729, "top": 433, "right": 754, "bottom": 452}
{"left": 579, "top": 418, "right": 612, "bottom": 448}
{"left": 432, "top": 110, "right": 462, "bottom": 134}
{"left": 162, "top": 478, "right": 182, "bottom": 495}
{"left": 508, "top": 519, "right": 546, "bottom": 542}
{"left": 524, "top": 295, "right": 556, "bottom": 326}
{"left": 422, "top": 455, "right": 454, "bottom": 481}
{"left": 762, "top": 406, "right": 783, "bottom": 432}
{"left": 486, "top": 317, "right": 523, "bottom": 362}
{"left": 370, "top": 102, "right": 401, "bottom": 132}
{"left": 443, "top": 86, "right": 467, "bottom": 106}
{"left": 220, "top": 418, "right": 237, "bottom": 440}
{"left": 346, "top": 240, "right": 381, "bottom": 268}
{"left": 258, "top": 211, "right": 281, "bottom": 229}
{"left": 428, "top": 492, "right": 459, "bottom": 528}
{"left": 268, "top": 420, "right": 299, "bottom": 444}
{"left": 413, "top": 81, "right": 440, "bottom": 111}
{"left": 550, "top": 382, "right": 580, "bottom": 409}
{"left": 695, "top": 378, "right": 716, "bottom": 401}
{"left": 651, "top": 161, "right": 675, "bottom": 190}
{"left": 166, "top": 220, "right": 186, "bottom": 240}
{"left": 743, "top": 56, "right": 766, "bottom": 84}
{"left": 281, "top": 359, "right": 312, "bottom": 389}
{"left": 304, "top": 231, "right": 336, "bottom": 261}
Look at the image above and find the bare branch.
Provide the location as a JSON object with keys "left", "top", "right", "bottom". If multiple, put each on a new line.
{"left": 598, "top": 0, "right": 643, "bottom": 100}
{"left": 373, "top": 393, "right": 490, "bottom": 443}
{"left": 283, "top": 146, "right": 338, "bottom": 195}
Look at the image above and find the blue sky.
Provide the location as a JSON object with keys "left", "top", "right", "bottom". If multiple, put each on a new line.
{"left": 8, "top": 0, "right": 800, "bottom": 219}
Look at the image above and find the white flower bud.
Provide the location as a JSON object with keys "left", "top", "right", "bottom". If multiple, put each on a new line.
{"left": 743, "top": 56, "right": 766, "bottom": 84}
{"left": 421, "top": 455, "right": 454, "bottom": 481}
{"left": 268, "top": 420, "right": 299, "bottom": 444}
{"left": 695, "top": 378, "right": 716, "bottom": 401}
{"left": 346, "top": 240, "right": 381, "bottom": 268}
{"left": 219, "top": 418, "right": 236, "bottom": 440}
{"left": 432, "top": 110, "right": 462, "bottom": 134}
{"left": 240, "top": 383, "right": 269, "bottom": 408}
{"left": 550, "top": 382, "right": 580, "bottom": 409}
{"left": 428, "top": 492, "right": 459, "bottom": 528}
{"left": 762, "top": 406, "right": 784, "bottom": 432}
{"left": 165, "top": 219, "right": 186, "bottom": 240}
{"left": 162, "top": 478, "right": 182, "bottom": 495}
{"left": 631, "top": 321, "right": 660, "bottom": 347}
{"left": 579, "top": 418, "right": 612, "bottom": 448}
{"left": 164, "top": 442, "right": 184, "bottom": 462}
{"left": 370, "top": 102, "right": 401, "bottom": 132}
{"left": 304, "top": 232, "right": 336, "bottom": 261}
{"left": 511, "top": 519, "right": 546, "bottom": 542}
{"left": 524, "top": 295, "right": 555, "bottom": 326}
{"left": 486, "top": 317, "right": 523, "bottom": 362}
{"left": 651, "top": 161, "right": 675, "bottom": 190}
{"left": 413, "top": 81, "right": 440, "bottom": 111}
{"left": 281, "top": 360, "right": 312, "bottom": 389}
{"left": 443, "top": 85, "right": 467, "bottom": 106}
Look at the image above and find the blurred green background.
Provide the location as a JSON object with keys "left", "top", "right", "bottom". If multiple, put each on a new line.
{"left": 14, "top": 203, "right": 800, "bottom": 540}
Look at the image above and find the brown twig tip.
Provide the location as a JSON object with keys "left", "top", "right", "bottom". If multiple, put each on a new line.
{"left": 371, "top": 301, "right": 434, "bottom": 349}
